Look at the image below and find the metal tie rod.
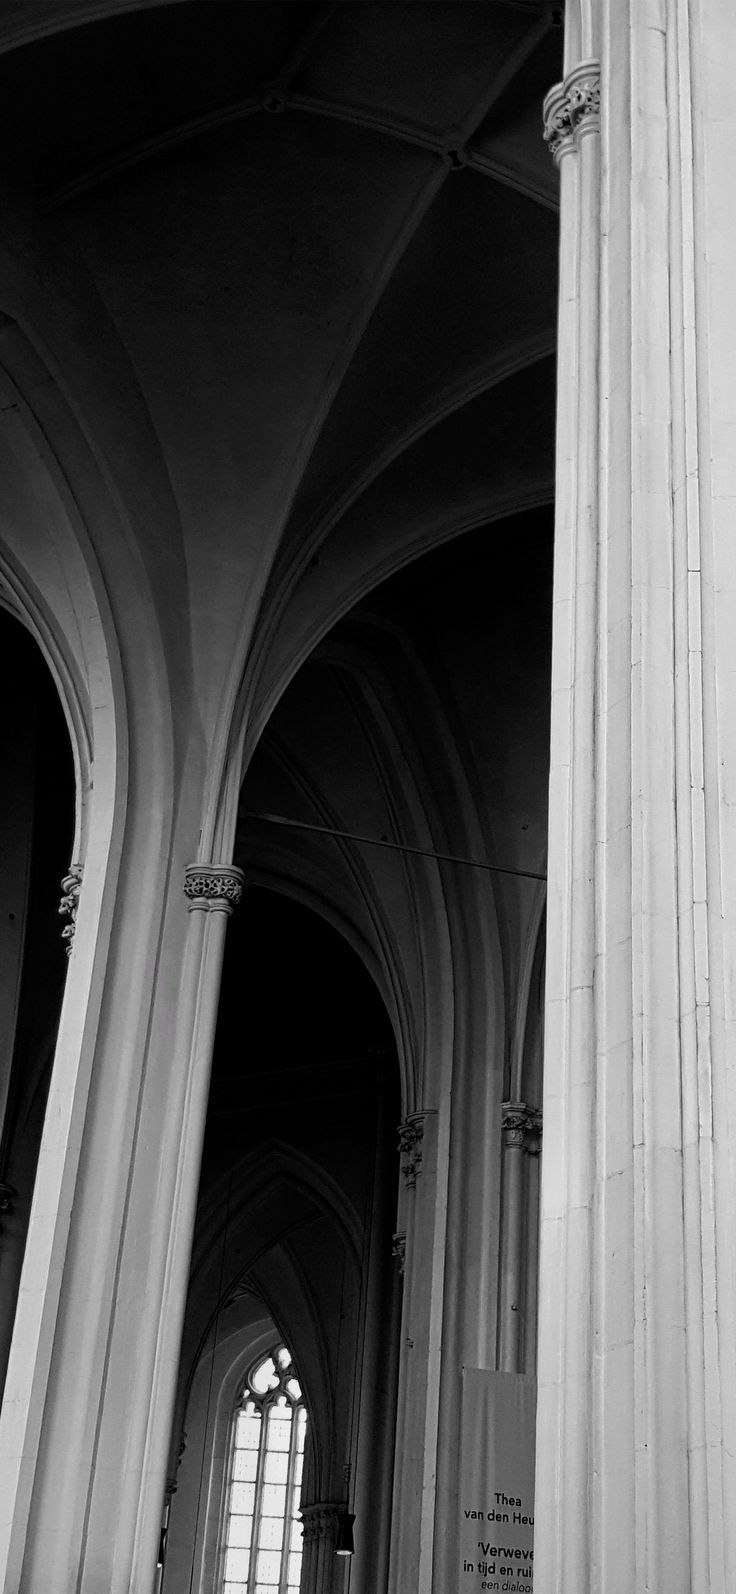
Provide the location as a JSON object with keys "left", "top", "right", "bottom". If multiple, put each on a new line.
{"left": 243, "top": 810, "right": 546, "bottom": 883}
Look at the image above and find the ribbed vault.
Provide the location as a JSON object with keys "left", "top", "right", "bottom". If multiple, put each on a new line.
{"left": 0, "top": 0, "right": 561, "bottom": 823}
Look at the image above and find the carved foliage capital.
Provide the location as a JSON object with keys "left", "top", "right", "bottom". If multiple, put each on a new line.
{"left": 183, "top": 864, "right": 244, "bottom": 914}
{"left": 543, "top": 59, "right": 600, "bottom": 163}
{"left": 397, "top": 1110, "right": 432, "bottom": 1188}
{"left": 165, "top": 1429, "right": 187, "bottom": 1499}
{"left": 300, "top": 1502, "right": 341, "bottom": 1544}
{"left": 502, "top": 1101, "right": 542, "bottom": 1154}
{"left": 392, "top": 1232, "right": 407, "bottom": 1274}
{"left": 0, "top": 1181, "right": 17, "bottom": 1242}
{"left": 59, "top": 863, "right": 83, "bottom": 954}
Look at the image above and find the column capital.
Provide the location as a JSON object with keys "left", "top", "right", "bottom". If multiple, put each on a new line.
{"left": 183, "top": 863, "right": 244, "bottom": 914}
{"left": 543, "top": 58, "right": 600, "bottom": 163}
{"left": 397, "top": 1109, "right": 435, "bottom": 1188}
{"left": 392, "top": 1231, "right": 407, "bottom": 1274}
{"left": 501, "top": 1101, "right": 542, "bottom": 1154}
{"left": 59, "top": 863, "right": 83, "bottom": 954}
{"left": 299, "top": 1501, "right": 342, "bottom": 1543}
{"left": 165, "top": 1429, "right": 187, "bottom": 1498}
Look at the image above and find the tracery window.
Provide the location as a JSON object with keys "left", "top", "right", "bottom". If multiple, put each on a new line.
{"left": 221, "top": 1345, "right": 307, "bottom": 1594}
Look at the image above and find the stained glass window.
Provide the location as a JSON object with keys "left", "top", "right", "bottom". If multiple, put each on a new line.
{"left": 221, "top": 1345, "right": 307, "bottom": 1594}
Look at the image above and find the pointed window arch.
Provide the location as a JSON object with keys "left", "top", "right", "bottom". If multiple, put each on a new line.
{"left": 220, "top": 1344, "right": 307, "bottom": 1594}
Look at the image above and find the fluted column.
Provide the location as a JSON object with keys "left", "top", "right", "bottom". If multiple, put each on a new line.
{"left": 538, "top": 7, "right": 736, "bottom": 1592}
{"left": 537, "top": 56, "right": 601, "bottom": 1594}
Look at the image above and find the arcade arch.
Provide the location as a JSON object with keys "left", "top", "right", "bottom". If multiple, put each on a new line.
{"left": 165, "top": 888, "right": 401, "bottom": 1594}
{"left": 165, "top": 503, "right": 553, "bottom": 1594}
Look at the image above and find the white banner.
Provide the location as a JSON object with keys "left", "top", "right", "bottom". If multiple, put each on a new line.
{"left": 458, "top": 1369, "right": 536, "bottom": 1594}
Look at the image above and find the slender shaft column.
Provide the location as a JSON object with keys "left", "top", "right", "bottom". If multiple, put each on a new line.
{"left": 522, "top": 1121, "right": 541, "bottom": 1378}
{"left": 387, "top": 1105, "right": 445, "bottom": 1594}
{"left": 350, "top": 1069, "right": 401, "bottom": 1594}
{"left": 538, "top": 8, "right": 736, "bottom": 1591}
{"left": 498, "top": 1105, "right": 528, "bottom": 1373}
{"left": 498, "top": 1103, "right": 542, "bottom": 1374}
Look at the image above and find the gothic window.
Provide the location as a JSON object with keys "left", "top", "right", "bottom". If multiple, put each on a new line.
{"left": 221, "top": 1345, "right": 307, "bottom": 1594}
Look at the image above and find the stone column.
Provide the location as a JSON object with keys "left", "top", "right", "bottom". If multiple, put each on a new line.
{"left": 538, "top": 7, "right": 736, "bottom": 1592}
{"left": 107, "top": 863, "right": 245, "bottom": 1593}
{"left": 0, "top": 854, "right": 243, "bottom": 1594}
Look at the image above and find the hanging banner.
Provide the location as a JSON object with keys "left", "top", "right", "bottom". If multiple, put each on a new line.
{"left": 459, "top": 1369, "right": 536, "bottom": 1594}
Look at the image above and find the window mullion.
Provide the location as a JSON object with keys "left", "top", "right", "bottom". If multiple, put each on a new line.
{"left": 247, "top": 1396, "right": 270, "bottom": 1594}
{"left": 218, "top": 1399, "right": 241, "bottom": 1594}
{"left": 279, "top": 1404, "right": 299, "bottom": 1594}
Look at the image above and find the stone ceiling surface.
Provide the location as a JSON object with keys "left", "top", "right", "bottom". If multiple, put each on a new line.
{"left": 0, "top": 0, "right": 561, "bottom": 776}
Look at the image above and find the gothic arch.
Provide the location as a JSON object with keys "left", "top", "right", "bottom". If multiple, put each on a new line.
{"left": 164, "top": 1309, "right": 278, "bottom": 1594}
{"left": 169, "top": 1134, "right": 383, "bottom": 1588}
